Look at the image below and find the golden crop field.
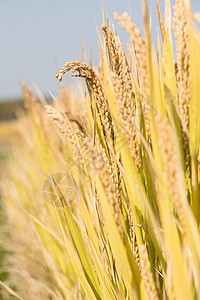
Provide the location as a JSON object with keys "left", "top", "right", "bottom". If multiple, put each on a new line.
{"left": 1, "top": 0, "right": 200, "bottom": 299}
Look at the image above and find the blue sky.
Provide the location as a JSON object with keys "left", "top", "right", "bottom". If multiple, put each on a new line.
{"left": 0, "top": 0, "right": 199, "bottom": 100}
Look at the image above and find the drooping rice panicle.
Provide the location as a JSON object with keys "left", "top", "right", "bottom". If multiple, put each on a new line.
{"left": 157, "top": 113, "right": 187, "bottom": 234}
{"left": 55, "top": 61, "right": 114, "bottom": 147}
{"left": 156, "top": 0, "right": 164, "bottom": 39}
{"left": 77, "top": 130, "right": 123, "bottom": 233}
{"left": 21, "top": 82, "right": 37, "bottom": 110}
{"left": 173, "top": 0, "right": 191, "bottom": 160}
{"left": 101, "top": 25, "right": 120, "bottom": 74}
{"left": 101, "top": 25, "right": 141, "bottom": 168}
{"left": 140, "top": 245, "right": 159, "bottom": 300}
{"left": 46, "top": 105, "right": 84, "bottom": 164}
{"left": 114, "top": 12, "right": 150, "bottom": 134}
{"left": 21, "top": 82, "right": 42, "bottom": 125}
{"left": 128, "top": 208, "right": 141, "bottom": 272}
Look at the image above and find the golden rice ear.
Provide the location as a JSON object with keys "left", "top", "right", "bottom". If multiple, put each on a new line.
{"left": 114, "top": 12, "right": 150, "bottom": 135}
{"left": 140, "top": 245, "right": 159, "bottom": 300}
{"left": 173, "top": 0, "right": 190, "bottom": 132}
{"left": 156, "top": 0, "right": 164, "bottom": 39}
{"left": 46, "top": 105, "right": 84, "bottom": 164}
{"left": 100, "top": 24, "right": 141, "bottom": 168}
{"left": 55, "top": 61, "right": 115, "bottom": 148}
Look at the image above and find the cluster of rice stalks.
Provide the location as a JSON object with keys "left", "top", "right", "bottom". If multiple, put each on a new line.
{"left": 1, "top": 0, "right": 200, "bottom": 299}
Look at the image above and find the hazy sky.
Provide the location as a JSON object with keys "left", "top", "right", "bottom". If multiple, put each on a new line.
{"left": 0, "top": 0, "right": 199, "bottom": 100}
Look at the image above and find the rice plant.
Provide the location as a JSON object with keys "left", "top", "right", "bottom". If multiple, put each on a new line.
{"left": 1, "top": 0, "right": 200, "bottom": 299}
